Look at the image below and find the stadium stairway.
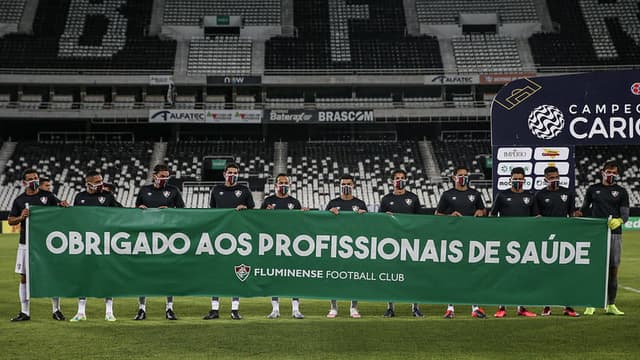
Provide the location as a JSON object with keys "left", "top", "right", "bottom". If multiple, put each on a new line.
{"left": 150, "top": 0, "right": 166, "bottom": 36}
{"left": 419, "top": 140, "right": 442, "bottom": 182}
{"left": 273, "top": 141, "right": 288, "bottom": 176}
{"left": 0, "top": 141, "right": 17, "bottom": 175}
{"left": 403, "top": 0, "right": 420, "bottom": 35}
{"left": 18, "top": 0, "right": 37, "bottom": 33}
{"left": 148, "top": 141, "right": 168, "bottom": 182}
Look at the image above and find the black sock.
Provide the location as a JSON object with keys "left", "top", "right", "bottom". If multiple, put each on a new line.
{"left": 608, "top": 274, "right": 618, "bottom": 304}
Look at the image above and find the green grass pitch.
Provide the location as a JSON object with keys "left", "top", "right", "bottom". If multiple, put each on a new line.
{"left": 1, "top": 232, "right": 639, "bottom": 359}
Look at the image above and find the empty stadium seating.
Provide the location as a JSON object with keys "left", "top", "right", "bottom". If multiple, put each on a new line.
{"left": 452, "top": 34, "right": 524, "bottom": 74}
{"left": 0, "top": 0, "right": 26, "bottom": 24}
{"left": 163, "top": 0, "right": 281, "bottom": 26}
{"left": 0, "top": 141, "right": 153, "bottom": 209}
{"left": 265, "top": 0, "right": 443, "bottom": 71}
{"left": 285, "top": 141, "right": 428, "bottom": 210}
{"left": 187, "top": 35, "right": 252, "bottom": 76}
{"left": 0, "top": 0, "right": 176, "bottom": 71}
{"left": 416, "top": 0, "right": 539, "bottom": 24}
{"left": 529, "top": 0, "right": 640, "bottom": 69}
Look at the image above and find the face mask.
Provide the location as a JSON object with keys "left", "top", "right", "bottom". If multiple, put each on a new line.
{"left": 87, "top": 182, "right": 104, "bottom": 192}
{"left": 545, "top": 178, "right": 560, "bottom": 190}
{"left": 602, "top": 172, "right": 619, "bottom": 184}
{"left": 341, "top": 184, "right": 353, "bottom": 196}
{"left": 276, "top": 184, "right": 289, "bottom": 196}
{"left": 454, "top": 175, "right": 469, "bottom": 187}
{"left": 26, "top": 179, "right": 39, "bottom": 191}
{"left": 511, "top": 179, "right": 524, "bottom": 191}
{"left": 393, "top": 179, "right": 406, "bottom": 190}
{"left": 226, "top": 173, "right": 238, "bottom": 185}
{"left": 154, "top": 176, "right": 169, "bottom": 188}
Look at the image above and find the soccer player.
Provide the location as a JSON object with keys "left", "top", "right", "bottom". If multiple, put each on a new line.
{"left": 8, "top": 169, "right": 69, "bottom": 322}
{"left": 577, "top": 161, "right": 629, "bottom": 316}
{"left": 435, "top": 165, "right": 487, "bottom": 319}
{"left": 134, "top": 164, "right": 185, "bottom": 321}
{"left": 533, "top": 166, "right": 580, "bottom": 317}
{"left": 261, "top": 173, "right": 307, "bottom": 319}
{"left": 378, "top": 169, "right": 424, "bottom": 318}
{"left": 325, "top": 174, "right": 367, "bottom": 318}
{"left": 490, "top": 167, "right": 538, "bottom": 318}
{"left": 70, "top": 170, "right": 122, "bottom": 322}
{"left": 204, "top": 163, "right": 255, "bottom": 320}
{"left": 38, "top": 177, "right": 53, "bottom": 193}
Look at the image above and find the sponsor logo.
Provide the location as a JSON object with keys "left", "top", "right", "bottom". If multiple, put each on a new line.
{"left": 534, "top": 147, "right": 570, "bottom": 161}
{"left": 268, "top": 110, "right": 313, "bottom": 122}
{"left": 318, "top": 111, "right": 374, "bottom": 122}
{"left": 234, "top": 264, "right": 251, "bottom": 282}
{"left": 528, "top": 105, "right": 565, "bottom": 140}
{"left": 631, "top": 82, "right": 640, "bottom": 96}
{"left": 496, "top": 147, "right": 532, "bottom": 161}
{"left": 497, "top": 162, "right": 533, "bottom": 175}
{"left": 428, "top": 74, "right": 477, "bottom": 84}
{"left": 149, "top": 110, "right": 205, "bottom": 122}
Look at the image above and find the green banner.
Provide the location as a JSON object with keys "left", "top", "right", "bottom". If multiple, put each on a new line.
{"left": 28, "top": 207, "right": 609, "bottom": 307}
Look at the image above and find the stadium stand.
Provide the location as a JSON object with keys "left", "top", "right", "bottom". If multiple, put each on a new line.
{"left": 415, "top": 0, "right": 539, "bottom": 24}
{"left": 529, "top": 0, "right": 640, "bottom": 69}
{"left": 0, "top": 0, "right": 176, "bottom": 71}
{"left": 265, "top": 0, "right": 443, "bottom": 71}
{"left": 285, "top": 141, "right": 429, "bottom": 210}
{"left": 0, "top": 0, "right": 26, "bottom": 24}
{"left": 187, "top": 35, "right": 253, "bottom": 76}
{"left": 0, "top": 141, "right": 153, "bottom": 210}
{"left": 163, "top": 0, "right": 281, "bottom": 26}
{"left": 452, "top": 34, "right": 524, "bottom": 74}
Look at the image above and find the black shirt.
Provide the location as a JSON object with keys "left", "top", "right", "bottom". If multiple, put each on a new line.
{"left": 490, "top": 190, "right": 537, "bottom": 217}
{"left": 74, "top": 191, "right": 122, "bottom": 207}
{"left": 209, "top": 184, "right": 255, "bottom": 209}
{"left": 260, "top": 195, "right": 302, "bottom": 210}
{"left": 378, "top": 191, "right": 421, "bottom": 214}
{"left": 436, "top": 188, "right": 485, "bottom": 216}
{"left": 10, "top": 190, "right": 63, "bottom": 244}
{"left": 325, "top": 197, "right": 368, "bottom": 212}
{"left": 581, "top": 183, "right": 629, "bottom": 234}
{"left": 135, "top": 184, "right": 185, "bottom": 208}
{"left": 534, "top": 187, "right": 576, "bottom": 218}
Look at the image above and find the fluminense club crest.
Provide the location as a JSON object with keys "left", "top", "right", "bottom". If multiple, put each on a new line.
{"left": 352, "top": 205, "right": 360, "bottom": 212}
{"left": 523, "top": 197, "right": 530, "bottom": 205}
{"left": 235, "top": 190, "right": 242, "bottom": 198}
{"left": 467, "top": 195, "right": 476, "bottom": 202}
{"left": 40, "top": 196, "right": 48, "bottom": 204}
{"left": 234, "top": 264, "right": 251, "bottom": 282}
{"left": 560, "top": 194, "right": 568, "bottom": 202}
{"left": 611, "top": 191, "right": 619, "bottom": 197}
{"left": 288, "top": 202, "right": 295, "bottom": 209}
{"left": 163, "top": 190, "right": 171, "bottom": 198}
{"left": 98, "top": 196, "right": 106, "bottom": 204}
{"left": 405, "top": 198, "right": 413, "bottom": 206}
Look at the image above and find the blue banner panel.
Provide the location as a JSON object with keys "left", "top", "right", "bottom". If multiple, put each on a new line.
{"left": 491, "top": 70, "right": 640, "bottom": 146}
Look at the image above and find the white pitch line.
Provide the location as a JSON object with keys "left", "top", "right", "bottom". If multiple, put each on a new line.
{"left": 621, "top": 285, "right": 640, "bottom": 294}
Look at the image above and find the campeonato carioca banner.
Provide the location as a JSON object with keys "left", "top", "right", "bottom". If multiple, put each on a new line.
{"left": 28, "top": 207, "right": 609, "bottom": 307}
